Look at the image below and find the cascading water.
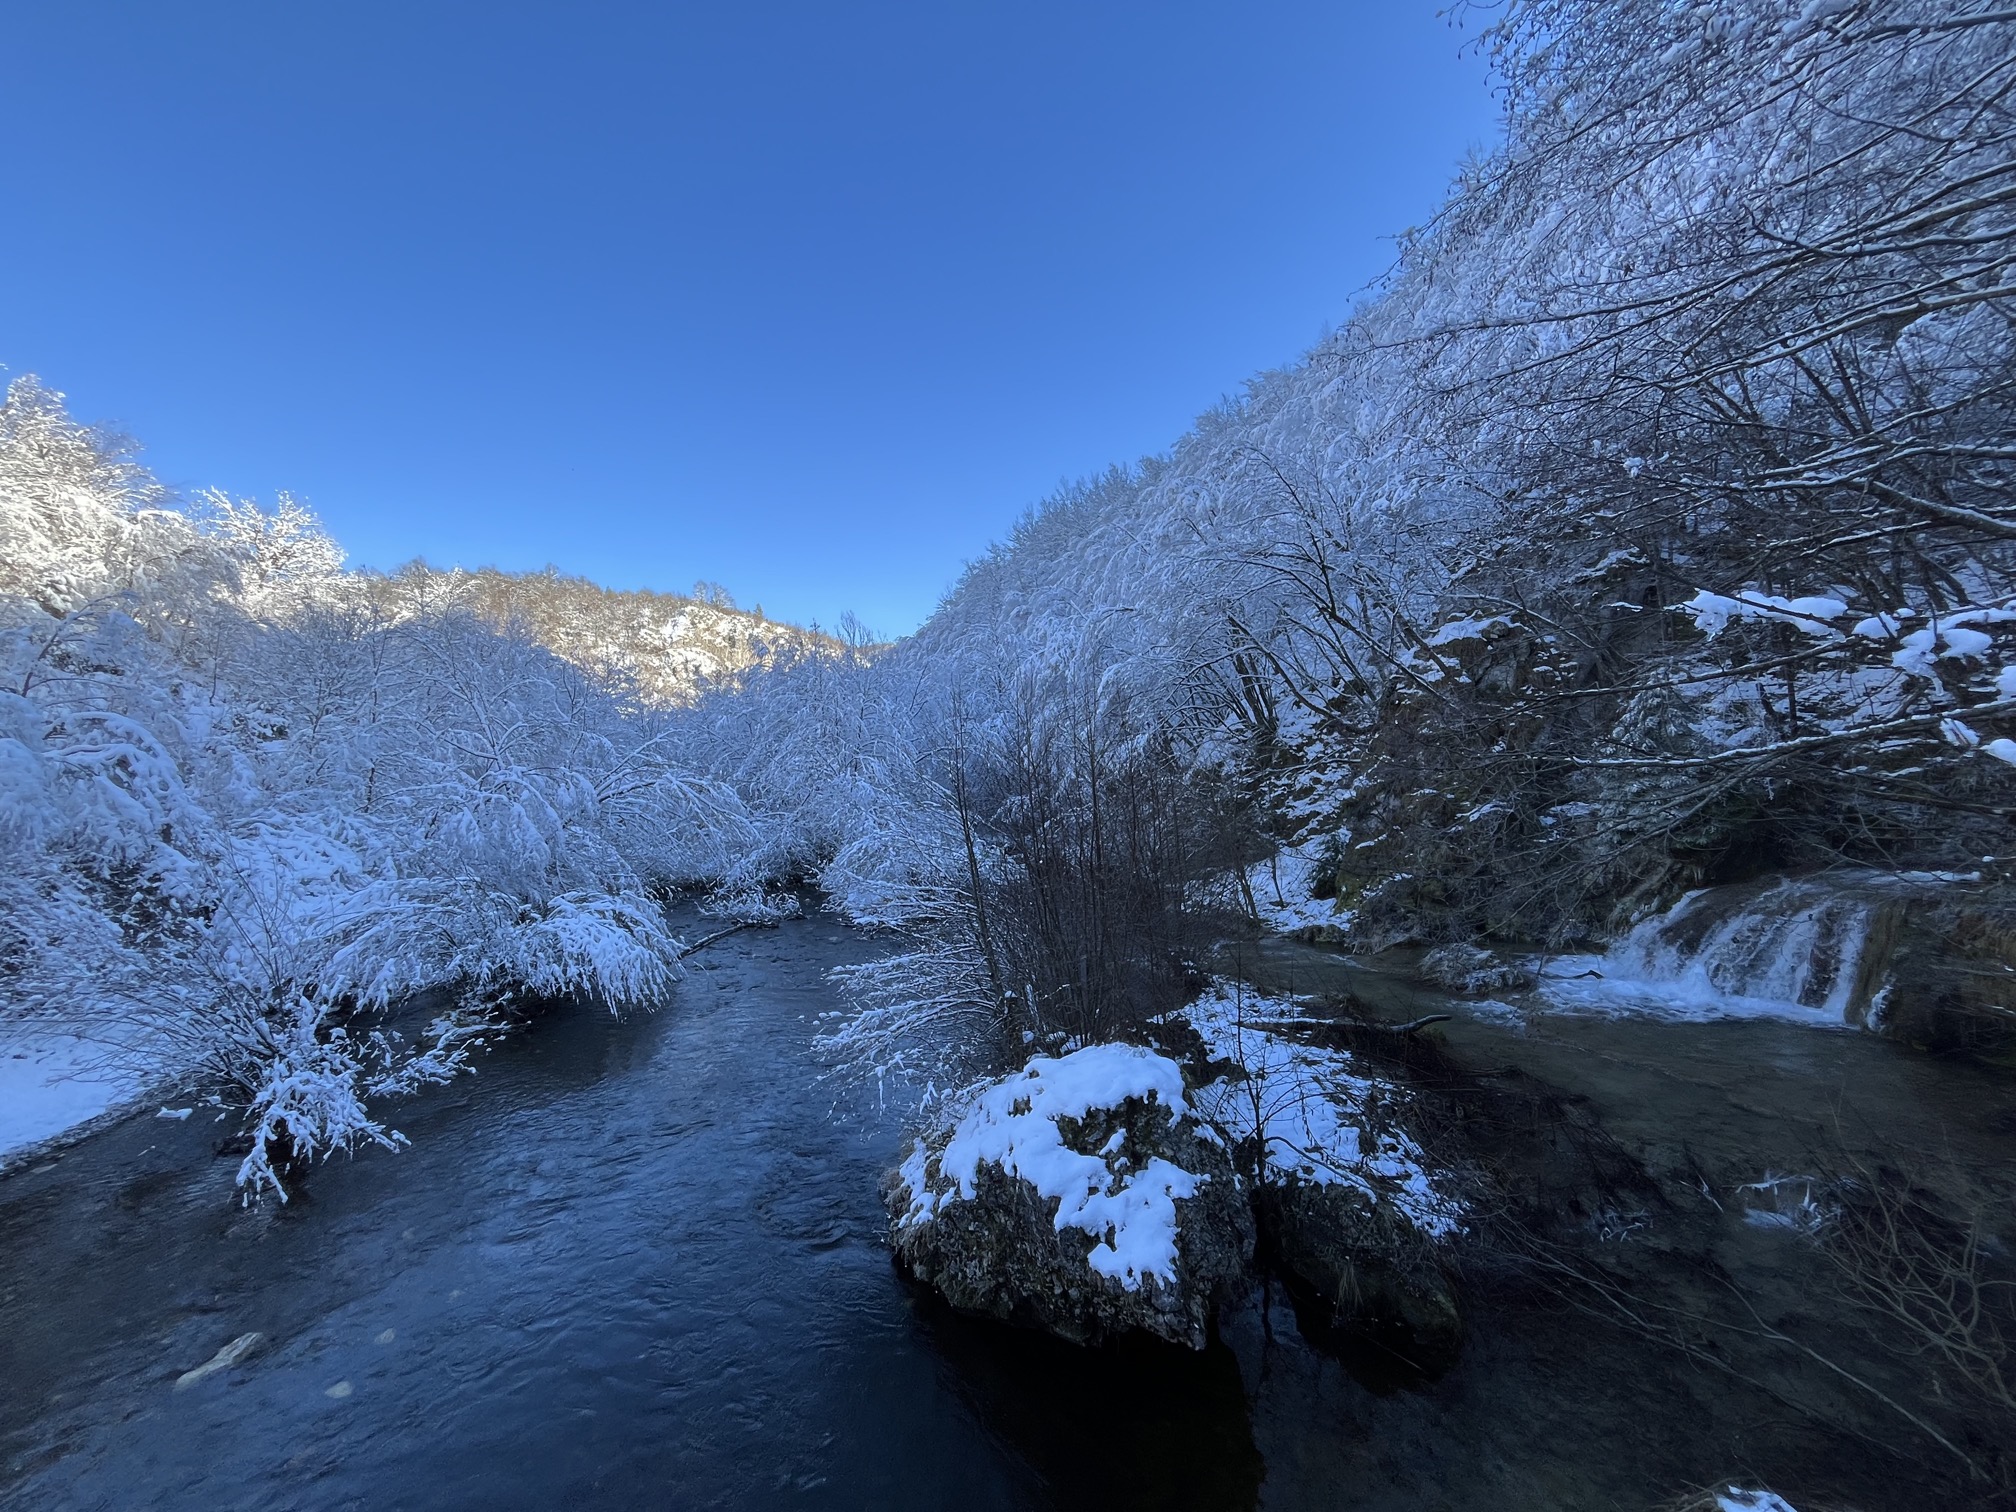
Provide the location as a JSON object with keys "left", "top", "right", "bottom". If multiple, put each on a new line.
{"left": 1527, "top": 867, "right": 2001, "bottom": 1035}
{"left": 1604, "top": 878, "right": 1879, "bottom": 1022}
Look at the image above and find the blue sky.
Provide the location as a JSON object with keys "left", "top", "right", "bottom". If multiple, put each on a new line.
{"left": 3, "top": 3, "right": 1499, "bottom": 635}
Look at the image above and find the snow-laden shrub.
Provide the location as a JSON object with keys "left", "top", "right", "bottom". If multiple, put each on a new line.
{"left": 0, "top": 378, "right": 766, "bottom": 1191}
{"left": 228, "top": 994, "right": 474, "bottom": 1200}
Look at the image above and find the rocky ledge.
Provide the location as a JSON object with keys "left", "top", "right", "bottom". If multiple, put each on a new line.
{"left": 1419, "top": 942, "right": 1538, "bottom": 996}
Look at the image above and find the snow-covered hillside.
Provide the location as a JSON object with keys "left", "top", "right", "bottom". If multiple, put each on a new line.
{"left": 9, "top": 0, "right": 2014, "bottom": 1182}
{"left": 705, "top": 0, "right": 2016, "bottom": 1073}
{"left": 383, "top": 565, "right": 830, "bottom": 706}
{"left": 0, "top": 379, "right": 792, "bottom": 1184}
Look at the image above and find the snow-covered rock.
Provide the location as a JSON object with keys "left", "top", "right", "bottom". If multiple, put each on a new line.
{"left": 886, "top": 992, "right": 1471, "bottom": 1364}
{"left": 1184, "top": 982, "right": 1466, "bottom": 1375}
{"left": 884, "top": 1043, "right": 1253, "bottom": 1349}
{"left": 1419, "top": 942, "right": 1538, "bottom": 996}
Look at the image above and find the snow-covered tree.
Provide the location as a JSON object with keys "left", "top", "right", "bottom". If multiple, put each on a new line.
{"left": 0, "top": 377, "right": 772, "bottom": 1193}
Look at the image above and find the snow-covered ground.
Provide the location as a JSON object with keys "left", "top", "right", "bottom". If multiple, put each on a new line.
{"left": 1243, "top": 841, "right": 1349, "bottom": 935}
{"left": 0, "top": 1033, "right": 149, "bottom": 1164}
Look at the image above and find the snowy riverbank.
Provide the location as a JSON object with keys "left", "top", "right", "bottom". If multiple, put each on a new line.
{"left": 0, "top": 1033, "right": 152, "bottom": 1167}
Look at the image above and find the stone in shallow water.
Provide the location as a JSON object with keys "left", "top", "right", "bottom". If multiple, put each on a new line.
{"left": 1255, "top": 1174, "right": 1462, "bottom": 1380}
{"left": 1420, "top": 942, "right": 1537, "bottom": 996}
{"left": 885, "top": 1046, "right": 1253, "bottom": 1350}
{"left": 171, "top": 1331, "right": 262, "bottom": 1391}
{"left": 1179, "top": 980, "right": 1465, "bottom": 1376}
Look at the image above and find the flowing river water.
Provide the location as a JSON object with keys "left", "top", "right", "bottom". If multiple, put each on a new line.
{"left": 3, "top": 918, "right": 2012, "bottom": 1510}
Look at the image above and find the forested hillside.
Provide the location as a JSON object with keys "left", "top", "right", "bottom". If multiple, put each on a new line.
{"left": 384, "top": 564, "right": 825, "bottom": 706}
{"left": 6, "top": 0, "right": 2012, "bottom": 1182}
{"left": 704, "top": 0, "right": 2016, "bottom": 1078}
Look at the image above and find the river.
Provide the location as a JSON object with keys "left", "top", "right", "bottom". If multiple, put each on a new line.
{"left": 2, "top": 919, "right": 2009, "bottom": 1509}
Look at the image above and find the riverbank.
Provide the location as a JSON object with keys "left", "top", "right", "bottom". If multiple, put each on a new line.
{"left": 0, "top": 1032, "right": 155, "bottom": 1171}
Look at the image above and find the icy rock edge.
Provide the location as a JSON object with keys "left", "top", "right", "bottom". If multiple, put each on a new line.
{"left": 1186, "top": 983, "right": 1466, "bottom": 1375}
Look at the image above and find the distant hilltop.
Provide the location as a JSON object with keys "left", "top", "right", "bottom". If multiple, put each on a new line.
{"left": 371, "top": 563, "right": 834, "bottom": 705}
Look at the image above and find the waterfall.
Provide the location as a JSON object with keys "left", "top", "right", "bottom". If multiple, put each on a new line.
{"left": 1602, "top": 877, "right": 1881, "bottom": 1022}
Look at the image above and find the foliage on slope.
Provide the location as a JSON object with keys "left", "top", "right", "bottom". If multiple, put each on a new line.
{"left": 12, "top": 0, "right": 2015, "bottom": 1170}
{"left": 718, "top": 0, "right": 2016, "bottom": 1078}
{"left": 372, "top": 564, "right": 829, "bottom": 706}
{"left": 0, "top": 378, "right": 769, "bottom": 1191}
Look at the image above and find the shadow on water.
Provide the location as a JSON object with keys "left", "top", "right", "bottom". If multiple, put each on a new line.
{"left": 1213, "top": 933, "right": 2016, "bottom": 1512}
{"left": 1230, "top": 933, "right": 2016, "bottom": 1195}
{"left": 905, "top": 1281, "right": 1263, "bottom": 1512}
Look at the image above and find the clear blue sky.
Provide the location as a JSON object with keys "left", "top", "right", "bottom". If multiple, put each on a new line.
{"left": 3, "top": 3, "right": 1499, "bottom": 635}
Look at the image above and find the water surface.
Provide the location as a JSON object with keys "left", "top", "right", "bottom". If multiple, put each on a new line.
{"left": 3, "top": 922, "right": 2005, "bottom": 1509}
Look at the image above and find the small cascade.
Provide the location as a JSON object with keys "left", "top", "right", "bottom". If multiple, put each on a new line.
{"left": 1606, "top": 877, "right": 1880, "bottom": 1021}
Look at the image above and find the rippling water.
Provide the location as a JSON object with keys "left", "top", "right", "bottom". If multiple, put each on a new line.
{"left": 0, "top": 924, "right": 1262, "bottom": 1510}
{"left": 3, "top": 921, "right": 2007, "bottom": 1509}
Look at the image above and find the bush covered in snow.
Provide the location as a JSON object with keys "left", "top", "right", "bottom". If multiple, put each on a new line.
{"left": 0, "top": 378, "right": 769, "bottom": 1191}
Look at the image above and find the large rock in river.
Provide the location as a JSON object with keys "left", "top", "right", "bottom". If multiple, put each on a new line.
{"left": 1419, "top": 941, "right": 1536, "bottom": 996}
{"left": 884, "top": 1043, "right": 1253, "bottom": 1349}
{"left": 1182, "top": 981, "right": 1467, "bottom": 1377}
{"left": 1257, "top": 1176, "right": 1464, "bottom": 1379}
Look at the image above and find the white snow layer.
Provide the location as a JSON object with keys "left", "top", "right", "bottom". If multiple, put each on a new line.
{"left": 1244, "top": 841, "right": 1348, "bottom": 934}
{"left": 0, "top": 1034, "right": 146, "bottom": 1162}
{"left": 1681, "top": 590, "right": 1849, "bottom": 637}
{"left": 1183, "top": 982, "right": 1462, "bottom": 1239}
{"left": 894, "top": 1043, "right": 1204, "bottom": 1290}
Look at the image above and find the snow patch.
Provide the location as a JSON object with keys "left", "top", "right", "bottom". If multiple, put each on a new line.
{"left": 1717, "top": 1489, "right": 1799, "bottom": 1512}
{"left": 1425, "top": 614, "right": 1513, "bottom": 647}
{"left": 0, "top": 1034, "right": 149, "bottom": 1162}
{"left": 1244, "top": 840, "right": 1347, "bottom": 934}
{"left": 895, "top": 1043, "right": 1204, "bottom": 1290}
{"left": 1681, "top": 590, "right": 1847, "bottom": 637}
